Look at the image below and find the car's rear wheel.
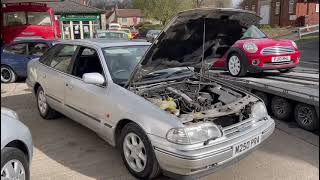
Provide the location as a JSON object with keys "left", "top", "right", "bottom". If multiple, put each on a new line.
{"left": 1, "top": 65, "right": 17, "bottom": 83}
{"left": 120, "top": 123, "right": 161, "bottom": 179}
{"left": 271, "top": 96, "right": 293, "bottom": 120}
{"left": 227, "top": 53, "right": 247, "bottom": 77}
{"left": 36, "top": 86, "right": 60, "bottom": 119}
{"left": 294, "top": 103, "right": 318, "bottom": 131}
{"left": 1, "top": 147, "right": 30, "bottom": 180}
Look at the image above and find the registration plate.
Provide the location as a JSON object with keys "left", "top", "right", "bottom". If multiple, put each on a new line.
{"left": 272, "top": 56, "right": 290, "bottom": 62}
{"left": 233, "top": 135, "right": 261, "bottom": 156}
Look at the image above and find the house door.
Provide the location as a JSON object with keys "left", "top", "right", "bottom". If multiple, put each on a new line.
{"left": 260, "top": 5, "right": 270, "bottom": 24}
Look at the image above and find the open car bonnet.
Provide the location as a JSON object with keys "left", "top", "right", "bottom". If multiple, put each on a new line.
{"left": 128, "top": 8, "right": 261, "bottom": 85}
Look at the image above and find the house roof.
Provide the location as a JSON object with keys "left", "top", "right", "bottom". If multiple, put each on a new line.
{"left": 116, "top": 9, "right": 143, "bottom": 17}
{"left": 46, "top": 0, "right": 105, "bottom": 14}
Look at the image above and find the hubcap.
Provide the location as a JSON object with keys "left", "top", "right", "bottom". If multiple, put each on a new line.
{"left": 228, "top": 56, "right": 241, "bottom": 75}
{"left": 38, "top": 90, "right": 47, "bottom": 114}
{"left": 298, "top": 106, "right": 313, "bottom": 126}
{"left": 123, "top": 133, "right": 147, "bottom": 172}
{"left": 274, "top": 99, "right": 286, "bottom": 116}
{"left": 1, "top": 159, "right": 26, "bottom": 180}
{"left": 1, "top": 67, "right": 12, "bottom": 82}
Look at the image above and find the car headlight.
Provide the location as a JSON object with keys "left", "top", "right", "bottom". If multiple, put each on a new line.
{"left": 250, "top": 102, "right": 268, "bottom": 120}
{"left": 291, "top": 41, "right": 298, "bottom": 49}
{"left": 166, "top": 122, "right": 222, "bottom": 145}
{"left": 243, "top": 43, "right": 258, "bottom": 53}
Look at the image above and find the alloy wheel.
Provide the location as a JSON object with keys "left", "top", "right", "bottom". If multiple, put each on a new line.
{"left": 123, "top": 132, "right": 147, "bottom": 173}
{"left": 1, "top": 159, "right": 26, "bottom": 180}
{"left": 38, "top": 90, "right": 47, "bottom": 115}
{"left": 228, "top": 56, "right": 241, "bottom": 76}
{"left": 1, "top": 67, "right": 12, "bottom": 83}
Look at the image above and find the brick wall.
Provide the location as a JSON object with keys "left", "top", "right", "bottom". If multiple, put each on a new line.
{"left": 296, "top": 2, "right": 319, "bottom": 26}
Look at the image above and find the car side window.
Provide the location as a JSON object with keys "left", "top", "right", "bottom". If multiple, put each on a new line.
{"left": 28, "top": 42, "right": 50, "bottom": 56}
{"left": 49, "top": 45, "right": 77, "bottom": 73}
{"left": 3, "top": 43, "right": 27, "bottom": 55}
{"left": 71, "top": 47, "right": 104, "bottom": 79}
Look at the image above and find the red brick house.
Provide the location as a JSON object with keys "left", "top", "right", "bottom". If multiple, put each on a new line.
{"left": 106, "top": 7, "right": 144, "bottom": 27}
{"left": 242, "top": 0, "right": 319, "bottom": 26}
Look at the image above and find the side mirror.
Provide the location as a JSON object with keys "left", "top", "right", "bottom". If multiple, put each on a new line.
{"left": 83, "top": 73, "right": 106, "bottom": 86}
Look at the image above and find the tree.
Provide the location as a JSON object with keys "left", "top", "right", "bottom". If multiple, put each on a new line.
{"left": 133, "top": 0, "right": 193, "bottom": 25}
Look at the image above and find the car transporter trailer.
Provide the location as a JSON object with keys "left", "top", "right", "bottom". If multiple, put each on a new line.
{"left": 209, "top": 68, "right": 319, "bottom": 131}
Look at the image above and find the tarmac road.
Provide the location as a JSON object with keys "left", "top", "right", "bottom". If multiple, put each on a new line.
{"left": 1, "top": 83, "right": 319, "bottom": 180}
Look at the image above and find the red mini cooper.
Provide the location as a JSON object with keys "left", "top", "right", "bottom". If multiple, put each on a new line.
{"left": 212, "top": 25, "right": 300, "bottom": 76}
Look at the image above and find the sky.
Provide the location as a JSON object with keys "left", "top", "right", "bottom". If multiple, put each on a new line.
{"left": 232, "top": 0, "right": 241, "bottom": 7}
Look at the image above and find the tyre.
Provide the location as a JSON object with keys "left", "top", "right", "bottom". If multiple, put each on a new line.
{"left": 227, "top": 53, "right": 247, "bottom": 77}
{"left": 294, "top": 103, "right": 319, "bottom": 131}
{"left": 119, "top": 123, "right": 161, "bottom": 179}
{"left": 36, "top": 86, "right": 60, "bottom": 119}
{"left": 271, "top": 96, "right": 293, "bottom": 120}
{"left": 279, "top": 69, "right": 292, "bottom": 73}
{"left": 1, "top": 65, "right": 17, "bottom": 83}
{"left": 253, "top": 91, "right": 270, "bottom": 108}
{"left": 1, "top": 147, "right": 30, "bottom": 180}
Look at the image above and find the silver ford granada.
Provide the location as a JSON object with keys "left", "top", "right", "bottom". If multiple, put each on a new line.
{"left": 1, "top": 107, "right": 33, "bottom": 180}
{"left": 27, "top": 8, "right": 275, "bottom": 180}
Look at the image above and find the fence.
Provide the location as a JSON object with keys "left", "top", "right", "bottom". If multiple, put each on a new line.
{"left": 298, "top": 24, "right": 319, "bottom": 39}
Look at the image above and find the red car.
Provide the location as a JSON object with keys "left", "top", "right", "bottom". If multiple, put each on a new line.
{"left": 212, "top": 25, "right": 300, "bottom": 76}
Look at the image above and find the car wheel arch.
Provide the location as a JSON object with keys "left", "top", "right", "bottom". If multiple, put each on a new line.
{"left": 33, "top": 82, "right": 41, "bottom": 94}
{"left": 114, "top": 119, "right": 148, "bottom": 148}
{"left": 4, "top": 140, "right": 30, "bottom": 162}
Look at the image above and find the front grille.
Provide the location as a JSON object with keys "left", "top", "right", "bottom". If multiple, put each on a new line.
{"left": 261, "top": 46, "right": 295, "bottom": 55}
{"left": 222, "top": 120, "right": 254, "bottom": 137}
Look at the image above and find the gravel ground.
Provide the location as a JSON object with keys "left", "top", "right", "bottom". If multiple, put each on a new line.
{"left": 1, "top": 83, "right": 319, "bottom": 180}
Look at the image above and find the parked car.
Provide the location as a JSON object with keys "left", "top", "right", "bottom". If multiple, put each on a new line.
{"left": 130, "top": 28, "right": 139, "bottom": 39}
{"left": 1, "top": 107, "right": 33, "bottom": 180}
{"left": 119, "top": 28, "right": 133, "bottom": 39}
{"left": 96, "top": 30, "right": 129, "bottom": 40}
{"left": 27, "top": 8, "right": 275, "bottom": 180}
{"left": 146, "top": 30, "right": 161, "bottom": 42}
{"left": 211, "top": 25, "right": 300, "bottom": 76}
{"left": 1, "top": 39, "right": 54, "bottom": 83}
{"left": 108, "top": 23, "right": 121, "bottom": 31}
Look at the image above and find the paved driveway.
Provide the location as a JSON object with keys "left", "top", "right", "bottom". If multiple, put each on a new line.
{"left": 1, "top": 83, "right": 319, "bottom": 180}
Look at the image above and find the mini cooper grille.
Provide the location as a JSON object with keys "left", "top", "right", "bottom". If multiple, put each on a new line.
{"left": 261, "top": 46, "right": 295, "bottom": 55}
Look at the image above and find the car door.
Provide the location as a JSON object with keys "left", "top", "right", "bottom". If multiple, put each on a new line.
{"left": 1, "top": 43, "right": 28, "bottom": 76}
{"left": 64, "top": 46, "right": 109, "bottom": 133}
{"left": 38, "top": 44, "right": 78, "bottom": 111}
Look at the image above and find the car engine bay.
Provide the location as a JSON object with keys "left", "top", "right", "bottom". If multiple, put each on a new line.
{"left": 133, "top": 79, "right": 259, "bottom": 127}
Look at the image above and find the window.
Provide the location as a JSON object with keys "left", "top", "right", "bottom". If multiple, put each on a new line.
{"left": 122, "top": 17, "right": 127, "bottom": 23}
{"left": 289, "top": 0, "right": 295, "bottom": 14}
{"left": 3, "top": 43, "right": 27, "bottom": 55}
{"left": 27, "top": 12, "right": 52, "bottom": 26}
{"left": 71, "top": 47, "right": 104, "bottom": 79}
{"left": 245, "top": 6, "right": 249, "bottom": 10}
{"left": 28, "top": 42, "right": 50, "bottom": 56}
{"left": 49, "top": 45, "right": 77, "bottom": 73}
{"left": 316, "top": 4, "right": 319, "bottom": 13}
{"left": 275, "top": 2, "right": 281, "bottom": 15}
{"left": 252, "top": 5, "right": 256, "bottom": 12}
{"left": 3, "top": 12, "right": 26, "bottom": 26}
{"left": 241, "top": 25, "right": 267, "bottom": 40}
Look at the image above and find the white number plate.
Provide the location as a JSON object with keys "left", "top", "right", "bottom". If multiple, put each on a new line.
{"left": 233, "top": 135, "right": 261, "bottom": 156}
{"left": 272, "top": 56, "right": 290, "bottom": 62}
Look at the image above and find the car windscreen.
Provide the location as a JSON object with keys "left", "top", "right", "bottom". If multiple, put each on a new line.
{"left": 102, "top": 45, "right": 149, "bottom": 85}
{"left": 3, "top": 11, "right": 52, "bottom": 26}
{"left": 240, "top": 25, "right": 267, "bottom": 40}
{"left": 97, "top": 32, "right": 129, "bottom": 40}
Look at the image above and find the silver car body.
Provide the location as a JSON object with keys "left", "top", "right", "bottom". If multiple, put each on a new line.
{"left": 27, "top": 8, "right": 274, "bottom": 178}
{"left": 1, "top": 107, "right": 33, "bottom": 163}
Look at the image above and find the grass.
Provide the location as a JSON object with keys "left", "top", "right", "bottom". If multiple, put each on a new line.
{"left": 298, "top": 34, "right": 319, "bottom": 42}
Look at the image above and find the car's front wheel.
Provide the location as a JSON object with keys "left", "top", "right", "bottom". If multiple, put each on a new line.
{"left": 279, "top": 69, "right": 292, "bottom": 73}
{"left": 120, "top": 123, "right": 161, "bottom": 179}
{"left": 227, "top": 53, "right": 247, "bottom": 77}
{"left": 1, "top": 65, "right": 17, "bottom": 83}
{"left": 1, "top": 147, "right": 30, "bottom": 180}
{"left": 36, "top": 86, "right": 60, "bottom": 119}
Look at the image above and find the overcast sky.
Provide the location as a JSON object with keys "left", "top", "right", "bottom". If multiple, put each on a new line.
{"left": 232, "top": 0, "right": 241, "bottom": 7}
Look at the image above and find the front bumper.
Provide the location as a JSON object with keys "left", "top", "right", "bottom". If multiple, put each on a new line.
{"left": 149, "top": 116, "right": 275, "bottom": 178}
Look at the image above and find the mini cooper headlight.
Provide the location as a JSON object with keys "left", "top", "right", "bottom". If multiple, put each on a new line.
{"left": 291, "top": 41, "right": 298, "bottom": 49}
{"left": 243, "top": 43, "right": 258, "bottom": 53}
{"left": 166, "top": 122, "right": 222, "bottom": 145}
{"left": 250, "top": 102, "right": 268, "bottom": 120}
